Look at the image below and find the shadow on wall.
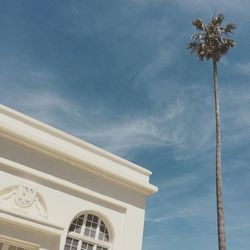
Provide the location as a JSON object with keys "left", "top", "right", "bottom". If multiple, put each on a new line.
{"left": 0, "top": 136, "right": 147, "bottom": 210}
{"left": 0, "top": 221, "right": 61, "bottom": 249}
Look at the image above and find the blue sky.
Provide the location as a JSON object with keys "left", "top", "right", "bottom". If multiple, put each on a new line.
{"left": 1, "top": 1, "right": 250, "bottom": 250}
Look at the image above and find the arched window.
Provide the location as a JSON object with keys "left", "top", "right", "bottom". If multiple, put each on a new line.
{"left": 64, "top": 213, "right": 111, "bottom": 250}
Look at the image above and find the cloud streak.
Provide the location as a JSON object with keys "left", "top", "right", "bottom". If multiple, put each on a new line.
{"left": 2, "top": 76, "right": 250, "bottom": 162}
{"left": 235, "top": 62, "right": 250, "bottom": 76}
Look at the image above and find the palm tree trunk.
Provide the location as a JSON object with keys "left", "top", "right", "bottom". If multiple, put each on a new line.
{"left": 213, "top": 58, "right": 226, "bottom": 250}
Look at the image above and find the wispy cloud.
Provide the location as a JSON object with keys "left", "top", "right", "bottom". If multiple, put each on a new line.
{"left": 146, "top": 188, "right": 215, "bottom": 223}
{"left": 235, "top": 62, "right": 250, "bottom": 75}
{"left": 145, "top": 205, "right": 211, "bottom": 223}
{"left": 227, "top": 222, "right": 250, "bottom": 232}
{"left": 2, "top": 59, "right": 250, "bottom": 166}
{"left": 0, "top": 87, "right": 204, "bottom": 160}
{"left": 173, "top": 0, "right": 250, "bottom": 16}
{"left": 158, "top": 171, "right": 199, "bottom": 190}
{"left": 220, "top": 85, "right": 250, "bottom": 148}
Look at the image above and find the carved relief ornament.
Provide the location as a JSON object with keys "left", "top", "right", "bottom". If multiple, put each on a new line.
{"left": 0, "top": 182, "right": 47, "bottom": 219}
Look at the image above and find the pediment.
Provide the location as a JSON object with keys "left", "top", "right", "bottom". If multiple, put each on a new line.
{"left": 0, "top": 182, "right": 47, "bottom": 219}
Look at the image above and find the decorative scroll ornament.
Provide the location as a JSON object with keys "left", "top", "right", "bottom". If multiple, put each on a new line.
{"left": 15, "top": 183, "right": 37, "bottom": 208}
{"left": 0, "top": 182, "right": 47, "bottom": 219}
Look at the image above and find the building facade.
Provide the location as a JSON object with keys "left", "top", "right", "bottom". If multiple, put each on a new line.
{"left": 0, "top": 105, "right": 157, "bottom": 250}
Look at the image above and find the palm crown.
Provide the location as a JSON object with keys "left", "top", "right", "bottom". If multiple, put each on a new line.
{"left": 188, "top": 14, "right": 236, "bottom": 62}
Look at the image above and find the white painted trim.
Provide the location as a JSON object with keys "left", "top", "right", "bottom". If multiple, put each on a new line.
{"left": 0, "top": 211, "right": 63, "bottom": 236}
{"left": 0, "top": 235, "right": 40, "bottom": 250}
{"left": 0, "top": 105, "right": 158, "bottom": 195}
{"left": 0, "top": 157, "right": 127, "bottom": 213}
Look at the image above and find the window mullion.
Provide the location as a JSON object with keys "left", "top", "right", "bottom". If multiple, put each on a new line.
{"left": 2, "top": 241, "right": 7, "bottom": 250}
{"left": 76, "top": 239, "right": 81, "bottom": 250}
{"left": 96, "top": 218, "right": 101, "bottom": 241}
{"left": 4, "top": 242, "right": 9, "bottom": 250}
{"left": 81, "top": 215, "right": 87, "bottom": 236}
{"left": 78, "top": 215, "right": 87, "bottom": 250}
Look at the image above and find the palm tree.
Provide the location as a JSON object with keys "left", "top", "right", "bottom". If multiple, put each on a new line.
{"left": 187, "top": 14, "right": 236, "bottom": 250}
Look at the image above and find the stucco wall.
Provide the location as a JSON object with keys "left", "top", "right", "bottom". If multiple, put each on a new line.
{"left": 0, "top": 105, "right": 157, "bottom": 250}
{"left": 0, "top": 136, "right": 146, "bottom": 250}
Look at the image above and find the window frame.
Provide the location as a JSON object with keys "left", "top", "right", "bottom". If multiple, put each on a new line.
{"left": 0, "top": 235, "right": 39, "bottom": 250}
{"left": 65, "top": 213, "right": 112, "bottom": 250}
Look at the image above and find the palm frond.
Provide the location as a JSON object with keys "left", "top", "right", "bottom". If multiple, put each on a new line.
{"left": 223, "top": 23, "right": 236, "bottom": 33}
{"left": 188, "top": 14, "right": 236, "bottom": 62}
{"left": 192, "top": 18, "right": 206, "bottom": 31}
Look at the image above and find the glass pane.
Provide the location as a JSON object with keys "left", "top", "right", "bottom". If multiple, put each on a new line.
{"left": 69, "top": 215, "right": 84, "bottom": 234}
{"left": 69, "top": 224, "right": 75, "bottom": 232}
{"left": 87, "top": 214, "right": 93, "bottom": 221}
{"left": 100, "top": 226, "right": 105, "bottom": 233}
{"left": 81, "top": 242, "right": 87, "bottom": 249}
{"left": 90, "top": 230, "right": 96, "bottom": 238}
{"left": 84, "top": 228, "right": 90, "bottom": 236}
{"left": 75, "top": 226, "right": 81, "bottom": 233}
{"left": 98, "top": 220, "right": 109, "bottom": 242}
{"left": 81, "top": 242, "right": 93, "bottom": 250}
{"left": 87, "top": 245, "right": 93, "bottom": 250}
{"left": 72, "top": 239, "right": 78, "bottom": 247}
{"left": 98, "top": 224, "right": 109, "bottom": 242}
{"left": 104, "top": 234, "right": 109, "bottom": 242}
{"left": 64, "top": 237, "right": 79, "bottom": 250}
{"left": 93, "top": 216, "right": 98, "bottom": 223}
{"left": 98, "top": 233, "right": 104, "bottom": 241}
{"left": 77, "top": 218, "right": 83, "bottom": 224}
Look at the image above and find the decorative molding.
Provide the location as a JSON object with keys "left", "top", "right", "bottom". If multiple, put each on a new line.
{"left": 15, "top": 183, "right": 37, "bottom": 208}
{"left": 0, "top": 105, "right": 158, "bottom": 195}
{"left": 0, "top": 211, "right": 63, "bottom": 235}
{"left": 0, "top": 235, "right": 39, "bottom": 250}
{"left": 0, "top": 182, "right": 47, "bottom": 219}
{"left": 0, "top": 157, "right": 127, "bottom": 213}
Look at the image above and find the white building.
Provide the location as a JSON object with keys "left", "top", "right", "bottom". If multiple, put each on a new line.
{"left": 0, "top": 105, "right": 157, "bottom": 250}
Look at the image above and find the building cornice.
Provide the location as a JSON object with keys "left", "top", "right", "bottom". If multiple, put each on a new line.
{"left": 0, "top": 211, "right": 63, "bottom": 236}
{"left": 0, "top": 157, "right": 127, "bottom": 213}
{"left": 0, "top": 105, "right": 158, "bottom": 195}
